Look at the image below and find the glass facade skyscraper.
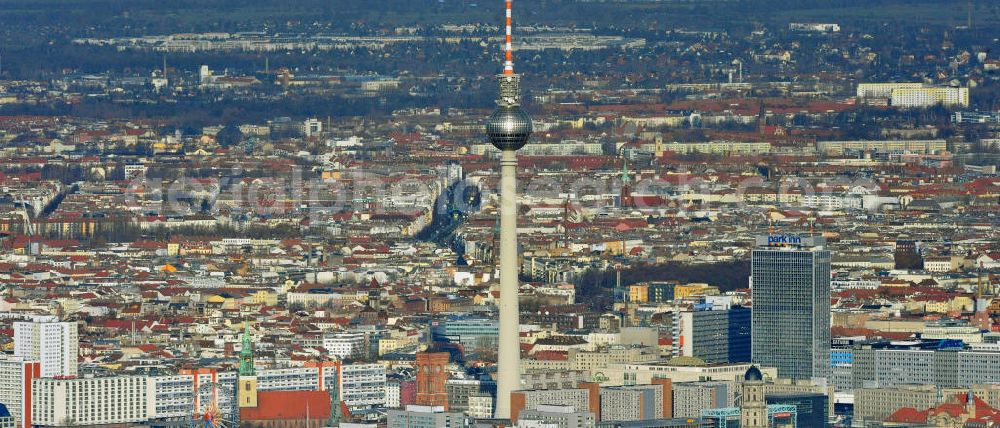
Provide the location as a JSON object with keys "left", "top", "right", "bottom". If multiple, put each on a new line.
{"left": 675, "top": 304, "right": 752, "bottom": 364}
{"left": 751, "top": 235, "right": 831, "bottom": 381}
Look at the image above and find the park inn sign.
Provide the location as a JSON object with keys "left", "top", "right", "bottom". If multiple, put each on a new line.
{"left": 755, "top": 234, "right": 826, "bottom": 248}
{"left": 766, "top": 235, "right": 802, "bottom": 246}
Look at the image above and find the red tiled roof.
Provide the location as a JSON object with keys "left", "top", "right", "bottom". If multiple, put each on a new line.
{"left": 239, "top": 390, "right": 331, "bottom": 421}
{"left": 885, "top": 407, "right": 928, "bottom": 424}
{"left": 930, "top": 402, "right": 966, "bottom": 418}
{"left": 532, "top": 350, "right": 568, "bottom": 361}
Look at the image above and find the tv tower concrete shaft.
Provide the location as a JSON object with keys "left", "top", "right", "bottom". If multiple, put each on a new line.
{"left": 495, "top": 149, "right": 520, "bottom": 419}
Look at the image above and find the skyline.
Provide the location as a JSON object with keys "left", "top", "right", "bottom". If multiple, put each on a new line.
{"left": 0, "top": 1, "right": 998, "bottom": 428}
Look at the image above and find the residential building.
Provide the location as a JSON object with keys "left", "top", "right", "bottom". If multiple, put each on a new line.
{"left": 339, "top": 363, "right": 388, "bottom": 410}
{"left": 844, "top": 344, "right": 1000, "bottom": 390}
{"left": 605, "top": 362, "right": 777, "bottom": 386}
{"left": 853, "top": 385, "right": 939, "bottom": 426}
{"left": 511, "top": 388, "right": 593, "bottom": 424}
{"left": 601, "top": 381, "right": 672, "bottom": 422}
{"left": 857, "top": 82, "right": 925, "bottom": 99}
{"left": 891, "top": 86, "right": 969, "bottom": 108}
{"left": 386, "top": 381, "right": 402, "bottom": 409}
{"left": 31, "top": 376, "right": 155, "bottom": 427}
{"left": 857, "top": 83, "right": 969, "bottom": 107}
{"left": 446, "top": 378, "right": 496, "bottom": 414}
{"left": 13, "top": 318, "right": 78, "bottom": 378}
{"left": 0, "top": 357, "right": 40, "bottom": 428}
{"left": 671, "top": 382, "right": 735, "bottom": 419}
{"left": 386, "top": 405, "right": 464, "bottom": 428}
{"left": 816, "top": 139, "right": 947, "bottom": 156}
{"left": 519, "top": 404, "right": 596, "bottom": 428}
{"left": 304, "top": 331, "right": 367, "bottom": 359}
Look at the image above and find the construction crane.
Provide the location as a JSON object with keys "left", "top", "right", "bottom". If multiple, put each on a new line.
{"left": 14, "top": 193, "right": 36, "bottom": 236}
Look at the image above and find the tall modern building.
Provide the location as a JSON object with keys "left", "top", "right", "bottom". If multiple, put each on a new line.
{"left": 13, "top": 317, "right": 78, "bottom": 378}
{"left": 485, "top": 0, "right": 532, "bottom": 419}
{"left": 674, "top": 299, "right": 752, "bottom": 364}
{"left": 750, "top": 235, "right": 831, "bottom": 381}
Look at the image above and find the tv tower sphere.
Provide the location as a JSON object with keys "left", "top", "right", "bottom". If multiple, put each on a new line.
{"left": 486, "top": 103, "right": 532, "bottom": 151}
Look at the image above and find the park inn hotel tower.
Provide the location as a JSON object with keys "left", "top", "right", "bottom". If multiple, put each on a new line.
{"left": 751, "top": 234, "right": 831, "bottom": 381}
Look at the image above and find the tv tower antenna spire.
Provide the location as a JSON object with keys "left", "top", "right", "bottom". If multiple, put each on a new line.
{"left": 504, "top": 0, "right": 514, "bottom": 75}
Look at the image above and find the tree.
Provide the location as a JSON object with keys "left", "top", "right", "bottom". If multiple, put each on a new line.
{"left": 109, "top": 164, "right": 126, "bottom": 181}
{"left": 216, "top": 123, "right": 244, "bottom": 148}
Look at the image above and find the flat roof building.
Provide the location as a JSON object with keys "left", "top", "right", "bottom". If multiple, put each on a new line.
{"left": 751, "top": 235, "right": 831, "bottom": 381}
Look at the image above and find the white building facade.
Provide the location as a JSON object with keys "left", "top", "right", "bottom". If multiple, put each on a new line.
{"left": 13, "top": 318, "right": 78, "bottom": 378}
{"left": 32, "top": 376, "right": 154, "bottom": 427}
{"left": 0, "top": 357, "right": 39, "bottom": 428}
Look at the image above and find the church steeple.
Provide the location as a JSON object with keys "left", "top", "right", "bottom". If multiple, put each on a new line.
{"left": 329, "top": 369, "right": 342, "bottom": 425}
{"left": 239, "top": 322, "right": 255, "bottom": 376}
{"left": 740, "top": 365, "right": 768, "bottom": 428}
{"left": 238, "top": 322, "right": 259, "bottom": 409}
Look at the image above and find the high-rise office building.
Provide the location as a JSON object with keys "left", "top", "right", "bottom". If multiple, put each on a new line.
{"left": 674, "top": 299, "right": 752, "bottom": 364}
{"left": 751, "top": 235, "right": 831, "bottom": 381}
{"left": 13, "top": 317, "right": 78, "bottom": 378}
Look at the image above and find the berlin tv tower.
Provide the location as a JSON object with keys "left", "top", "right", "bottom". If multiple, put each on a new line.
{"left": 485, "top": 0, "right": 532, "bottom": 420}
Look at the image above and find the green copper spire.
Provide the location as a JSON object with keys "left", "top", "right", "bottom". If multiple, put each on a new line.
{"left": 328, "top": 369, "right": 341, "bottom": 425}
{"left": 239, "top": 322, "right": 255, "bottom": 376}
